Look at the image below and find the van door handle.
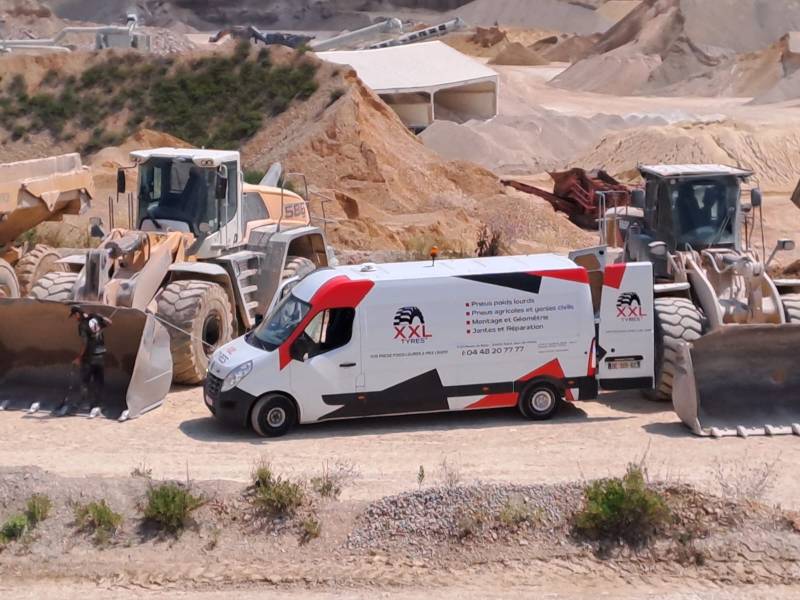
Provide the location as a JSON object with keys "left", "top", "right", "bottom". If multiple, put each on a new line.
{"left": 339, "top": 362, "right": 357, "bottom": 368}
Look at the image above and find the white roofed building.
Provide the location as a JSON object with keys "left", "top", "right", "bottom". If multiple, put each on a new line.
{"left": 318, "top": 41, "right": 499, "bottom": 130}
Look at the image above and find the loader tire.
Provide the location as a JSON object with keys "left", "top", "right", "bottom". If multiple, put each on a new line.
{"left": 0, "top": 258, "right": 20, "bottom": 298}
{"left": 651, "top": 297, "right": 706, "bottom": 401}
{"left": 15, "top": 245, "right": 64, "bottom": 296}
{"left": 282, "top": 256, "right": 316, "bottom": 284}
{"left": 157, "top": 280, "right": 234, "bottom": 385}
{"left": 27, "top": 271, "right": 79, "bottom": 301}
{"left": 782, "top": 293, "right": 800, "bottom": 323}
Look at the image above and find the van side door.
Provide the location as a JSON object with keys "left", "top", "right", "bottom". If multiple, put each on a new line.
{"left": 287, "top": 306, "right": 362, "bottom": 423}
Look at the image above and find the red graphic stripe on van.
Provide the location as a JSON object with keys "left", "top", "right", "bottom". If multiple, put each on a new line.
{"left": 278, "top": 276, "right": 375, "bottom": 370}
{"left": 529, "top": 268, "right": 589, "bottom": 285}
{"left": 603, "top": 263, "right": 626, "bottom": 289}
{"left": 518, "top": 358, "right": 565, "bottom": 382}
{"left": 465, "top": 392, "right": 518, "bottom": 410}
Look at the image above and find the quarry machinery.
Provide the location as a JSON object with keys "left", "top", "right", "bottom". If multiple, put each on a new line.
{"left": 607, "top": 163, "right": 800, "bottom": 437}
{"left": 0, "top": 153, "right": 93, "bottom": 298}
{"left": 503, "top": 168, "right": 635, "bottom": 229}
{"left": 0, "top": 148, "right": 332, "bottom": 420}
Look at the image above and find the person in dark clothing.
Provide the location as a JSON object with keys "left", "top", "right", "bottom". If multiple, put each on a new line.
{"left": 55, "top": 306, "right": 112, "bottom": 417}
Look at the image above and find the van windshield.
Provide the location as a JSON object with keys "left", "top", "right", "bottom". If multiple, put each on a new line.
{"left": 249, "top": 294, "right": 310, "bottom": 351}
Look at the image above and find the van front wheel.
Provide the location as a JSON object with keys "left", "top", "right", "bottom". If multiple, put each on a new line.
{"left": 518, "top": 383, "right": 560, "bottom": 420}
{"left": 251, "top": 394, "right": 297, "bottom": 438}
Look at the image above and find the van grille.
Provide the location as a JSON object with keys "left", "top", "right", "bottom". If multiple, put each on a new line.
{"left": 205, "top": 374, "right": 223, "bottom": 401}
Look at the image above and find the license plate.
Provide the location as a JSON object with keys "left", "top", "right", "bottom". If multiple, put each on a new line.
{"left": 608, "top": 360, "right": 641, "bottom": 370}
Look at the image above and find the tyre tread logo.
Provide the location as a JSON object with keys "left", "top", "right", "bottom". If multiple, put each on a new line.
{"left": 616, "top": 292, "right": 646, "bottom": 319}
{"left": 393, "top": 306, "right": 432, "bottom": 342}
{"left": 393, "top": 306, "right": 425, "bottom": 326}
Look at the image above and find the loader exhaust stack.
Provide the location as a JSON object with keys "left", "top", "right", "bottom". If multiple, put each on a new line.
{"left": 0, "top": 299, "right": 172, "bottom": 420}
{"left": 672, "top": 325, "right": 800, "bottom": 437}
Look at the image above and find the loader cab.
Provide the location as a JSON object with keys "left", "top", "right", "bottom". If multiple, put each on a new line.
{"left": 626, "top": 165, "right": 753, "bottom": 273}
{"left": 129, "top": 148, "right": 242, "bottom": 259}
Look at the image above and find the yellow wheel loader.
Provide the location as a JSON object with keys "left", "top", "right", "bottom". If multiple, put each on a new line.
{"left": 610, "top": 164, "right": 800, "bottom": 437}
{"left": 1, "top": 148, "right": 332, "bottom": 420}
{"left": 0, "top": 154, "right": 93, "bottom": 298}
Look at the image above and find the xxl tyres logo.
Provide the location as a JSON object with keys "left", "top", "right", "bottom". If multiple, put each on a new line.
{"left": 393, "top": 307, "right": 433, "bottom": 344}
{"left": 616, "top": 292, "right": 646, "bottom": 320}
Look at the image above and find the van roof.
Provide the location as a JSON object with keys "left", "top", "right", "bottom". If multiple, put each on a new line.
{"left": 293, "top": 254, "right": 579, "bottom": 301}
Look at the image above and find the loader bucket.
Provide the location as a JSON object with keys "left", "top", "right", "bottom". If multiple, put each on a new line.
{"left": 672, "top": 325, "right": 800, "bottom": 437}
{"left": 0, "top": 299, "right": 172, "bottom": 420}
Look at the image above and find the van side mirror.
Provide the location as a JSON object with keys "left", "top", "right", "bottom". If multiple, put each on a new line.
{"left": 290, "top": 333, "right": 312, "bottom": 362}
{"left": 116, "top": 169, "right": 126, "bottom": 194}
{"left": 631, "top": 189, "right": 645, "bottom": 208}
{"left": 751, "top": 188, "right": 762, "bottom": 208}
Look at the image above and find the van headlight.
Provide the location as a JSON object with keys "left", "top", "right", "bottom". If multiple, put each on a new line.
{"left": 221, "top": 361, "right": 253, "bottom": 392}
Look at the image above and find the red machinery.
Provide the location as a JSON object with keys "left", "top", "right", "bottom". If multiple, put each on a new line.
{"left": 503, "top": 168, "right": 636, "bottom": 229}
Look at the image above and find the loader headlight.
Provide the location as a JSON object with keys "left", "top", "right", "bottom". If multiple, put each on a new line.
{"left": 221, "top": 361, "right": 253, "bottom": 392}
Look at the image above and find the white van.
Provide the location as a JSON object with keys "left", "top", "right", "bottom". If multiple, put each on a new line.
{"left": 204, "top": 254, "right": 654, "bottom": 436}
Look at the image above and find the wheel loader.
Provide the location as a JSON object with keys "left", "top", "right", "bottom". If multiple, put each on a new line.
{"left": 606, "top": 164, "right": 800, "bottom": 437}
{"left": 0, "top": 148, "right": 332, "bottom": 420}
{"left": 0, "top": 154, "right": 93, "bottom": 298}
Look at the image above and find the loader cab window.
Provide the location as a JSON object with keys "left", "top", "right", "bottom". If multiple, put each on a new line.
{"left": 137, "top": 158, "right": 230, "bottom": 236}
{"left": 299, "top": 308, "right": 355, "bottom": 359}
{"left": 670, "top": 180, "right": 736, "bottom": 249}
{"left": 250, "top": 294, "right": 310, "bottom": 351}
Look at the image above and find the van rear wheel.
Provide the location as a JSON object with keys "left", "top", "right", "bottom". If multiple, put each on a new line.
{"left": 518, "top": 382, "right": 560, "bottom": 420}
{"left": 251, "top": 394, "right": 296, "bottom": 438}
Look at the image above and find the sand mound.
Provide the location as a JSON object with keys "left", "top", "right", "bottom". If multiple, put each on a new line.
{"left": 447, "top": 0, "right": 612, "bottom": 34}
{"left": 243, "top": 68, "right": 593, "bottom": 253}
{"left": 578, "top": 120, "right": 800, "bottom": 192}
{"left": 532, "top": 33, "right": 602, "bottom": 63}
{"left": 420, "top": 109, "right": 666, "bottom": 175}
{"left": 489, "top": 42, "right": 549, "bottom": 66}
{"left": 551, "top": 0, "right": 800, "bottom": 97}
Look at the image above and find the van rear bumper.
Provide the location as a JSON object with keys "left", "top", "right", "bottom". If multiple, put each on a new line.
{"left": 204, "top": 376, "right": 256, "bottom": 428}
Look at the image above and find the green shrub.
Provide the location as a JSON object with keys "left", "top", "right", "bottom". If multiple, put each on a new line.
{"left": 574, "top": 465, "right": 670, "bottom": 548}
{"left": 142, "top": 483, "right": 203, "bottom": 534}
{"left": 299, "top": 516, "right": 321, "bottom": 544}
{"left": 1, "top": 47, "right": 319, "bottom": 150}
{"left": 251, "top": 459, "right": 274, "bottom": 489}
{"left": 25, "top": 494, "right": 52, "bottom": 526}
{"left": 74, "top": 500, "right": 123, "bottom": 545}
{"left": 253, "top": 477, "right": 305, "bottom": 516}
{"left": 0, "top": 514, "right": 28, "bottom": 543}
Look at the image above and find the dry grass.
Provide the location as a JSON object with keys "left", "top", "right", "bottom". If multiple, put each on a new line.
{"left": 712, "top": 456, "right": 780, "bottom": 503}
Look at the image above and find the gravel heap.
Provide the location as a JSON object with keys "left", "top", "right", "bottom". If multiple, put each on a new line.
{"left": 348, "top": 482, "right": 584, "bottom": 551}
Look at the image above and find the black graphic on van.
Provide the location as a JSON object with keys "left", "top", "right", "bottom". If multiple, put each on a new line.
{"left": 393, "top": 307, "right": 431, "bottom": 342}
{"left": 393, "top": 306, "right": 425, "bottom": 326}
{"left": 616, "top": 292, "right": 646, "bottom": 319}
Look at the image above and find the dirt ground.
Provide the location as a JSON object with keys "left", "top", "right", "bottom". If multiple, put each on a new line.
{"left": 2, "top": 389, "right": 800, "bottom": 599}
{"left": 1, "top": 389, "right": 797, "bottom": 506}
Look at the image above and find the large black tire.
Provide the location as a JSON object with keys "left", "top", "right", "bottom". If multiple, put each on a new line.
{"left": 0, "top": 258, "right": 20, "bottom": 299}
{"left": 518, "top": 381, "right": 561, "bottom": 420}
{"left": 651, "top": 297, "right": 706, "bottom": 401}
{"left": 27, "top": 271, "right": 79, "bottom": 301}
{"left": 156, "top": 280, "right": 235, "bottom": 385}
{"left": 15, "top": 245, "right": 63, "bottom": 296}
{"left": 782, "top": 293, "right": 800, "bottom": 323}
{"left": 250, "top": 393, "right": 297, "bottom": 437}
